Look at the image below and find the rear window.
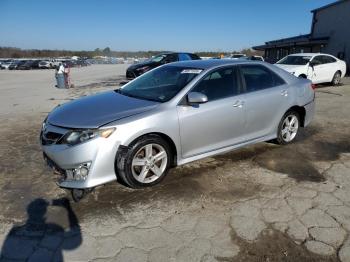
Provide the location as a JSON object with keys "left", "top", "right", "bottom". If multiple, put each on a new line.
{"left": 178, "top": 53, "right": 191, "bottom": 61}
{"left": 189, "top": 54, "right": 201, "bottom": 60}
{"left": 321, "top": 55, "right": 337, "bottom": 64}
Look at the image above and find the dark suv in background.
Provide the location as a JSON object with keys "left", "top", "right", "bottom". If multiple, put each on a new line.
{"left": 126, "top": 52, "right": 201, "bottom": 79}
{"left": 18, "top": 60, "right": 41, "bottom": 70}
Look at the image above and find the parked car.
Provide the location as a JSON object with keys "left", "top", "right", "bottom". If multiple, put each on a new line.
{"left": 275, "top": 53, "right": 347, "bottom": 85}
{"left": 51, "top": 60, "right": 61, "bottom": 69}
{"left": 238, "top": 56, "right": 265, "bottom": 62}
{"left": 248, "top": 55, "right": 264, "bottom": 61}
{"left": 62, "top": 60, "right": 75, "bottom": 68}
{"left": 75, "top": 59, "right": 89, "bottom": 67}
{"left": 9, "top": 60, "right": 26, "bottom": 70}
{"left": 41, "top": 59, "right": 315, "bottom": 200}
{"left": 39, "top": 60, "right": 53, "bottom": 69}
{"left": 126, "top": 52, "right": 201, "bottom": 79}
{"left": 18, "top": 60, "right": 41, "bottom": 70}
{"left": 0, "top": 60, "right": 14, "bottom": 70}
{"left": 229, "top": 54, "right": 247, "bottom": 59}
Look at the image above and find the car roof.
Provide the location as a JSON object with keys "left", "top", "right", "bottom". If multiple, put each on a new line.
{"left": 288, "top": 53, "right": 334, "bottom": 57}
{"left": 168, "top": 58, "right": 256, "bottom": 69}
{"left": 158, "top": 52, "right": 196, "bottom": 56}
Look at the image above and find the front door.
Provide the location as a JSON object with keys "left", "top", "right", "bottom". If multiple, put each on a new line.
{"left": 177, "top": 66, "right": 246, "bottom": 158}
{"left": 309, "top": 55, "right": 328, "bottom": 83}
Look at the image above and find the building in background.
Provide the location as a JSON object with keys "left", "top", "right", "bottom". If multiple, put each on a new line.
{"left": 253, "top": 0, "right": 350, "bottom": 70}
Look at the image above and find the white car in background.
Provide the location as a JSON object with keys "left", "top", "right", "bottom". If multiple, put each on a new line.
{"left": 228, "top": 54, "right": 247, "bottom": 59}
{"left": 275, "top": 53, "right": 347, "bottom": 85}
{"left": 0, "top": 61, "right": 14, "bottom": 70}
{"left": 39, "top": 60, "right": 53, "bottom": 69}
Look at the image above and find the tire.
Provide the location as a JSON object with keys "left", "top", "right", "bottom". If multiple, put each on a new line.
{"left": 116, "top": 135, "right": 172, "bottom": 188}
{"left": 331, "top": 71, "right": 341, "bottom": 86}
{"left": 276, "top": 110, "right": 300, "bottom": 145}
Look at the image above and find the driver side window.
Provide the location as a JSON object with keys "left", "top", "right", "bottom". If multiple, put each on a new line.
{"left": 311, "top": 56, "right": 323, "bottom": 66}
{"left": 191, "top": 67, "right": 239, "bottom": 101}
{"left": 163, "top": 54, "right": 178, "bottom": 64}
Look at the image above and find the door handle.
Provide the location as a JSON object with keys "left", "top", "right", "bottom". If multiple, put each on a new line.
{"left": 281, "top": 90, "right": 288, "bottom": 97}
{"left": 233, "top": 100, "right": 244, "bottom": 108}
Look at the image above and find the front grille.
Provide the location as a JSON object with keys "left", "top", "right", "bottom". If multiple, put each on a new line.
{"left": 45, "top": 131, "right": 62, "bottom": 140}
{"left": 40, "top": 123, "right": 68, "bottom": 146}
{"left": 41, "top": 131, "right": 63, "bottom": 145}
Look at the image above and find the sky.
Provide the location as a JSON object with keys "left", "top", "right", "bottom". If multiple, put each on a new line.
{"left": 0, "top": 0, "right": 336, "bottom": 52}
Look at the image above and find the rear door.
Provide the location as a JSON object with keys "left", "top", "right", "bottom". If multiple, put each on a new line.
{"left": 321, "top": 55, "right": 338, "bottom": 81}
{"left": 177, "top": 66, "right": 246, "bottom": 158}
{"left": 239, "top": 64, "right": 289, "bottom": 140}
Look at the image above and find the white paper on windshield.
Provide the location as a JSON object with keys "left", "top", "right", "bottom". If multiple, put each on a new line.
{"left": 181, "top": 69, "right": 203, "bottom": 74}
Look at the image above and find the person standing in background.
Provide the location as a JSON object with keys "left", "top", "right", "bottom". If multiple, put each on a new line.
{"left": 55, "top": 63, "right": 69, "bottom": 88}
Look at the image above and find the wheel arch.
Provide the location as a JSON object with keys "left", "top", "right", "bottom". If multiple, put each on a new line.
{"left": 124, "top": 132, "right": 178, "bottom": 167}
{"left": 335, "top": 69, "right": 342, "bottom": 76}
{"left": 286, "top": 106, "right": 306, "bottom": 127}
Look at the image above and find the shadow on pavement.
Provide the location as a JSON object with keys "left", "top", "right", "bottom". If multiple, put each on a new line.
{"left": 0, "top": 198, "right": 81, "bottom": 261}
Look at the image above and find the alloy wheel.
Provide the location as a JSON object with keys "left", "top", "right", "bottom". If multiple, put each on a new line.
{"left": 281, "top": 115, "right": 299, "bottom": 142}
{"left": 333, "top": 73, "right": 341, "bottom": 85}
{"left": 131, "top": 143, "right": 168, "bottom": 183}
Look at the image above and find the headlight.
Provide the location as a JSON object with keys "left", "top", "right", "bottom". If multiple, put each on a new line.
{"left": 59, "top": 127, "right": 116, "bottom": 146}
{"left": 42, "top": 116, "right": 48, "bottom": 131}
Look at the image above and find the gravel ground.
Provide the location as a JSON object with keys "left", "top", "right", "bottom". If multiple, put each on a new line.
{"left": 0, "top": 65, "right": 349, "bottom": 262}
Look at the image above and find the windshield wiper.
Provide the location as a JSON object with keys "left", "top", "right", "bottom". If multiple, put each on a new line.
{"left": 115, "top": 89, "right": 161, "bottom": 103}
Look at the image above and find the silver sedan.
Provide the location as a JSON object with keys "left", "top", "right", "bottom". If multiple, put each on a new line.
{"left": 41, "top": 59, "right": 315, "bottom": 198}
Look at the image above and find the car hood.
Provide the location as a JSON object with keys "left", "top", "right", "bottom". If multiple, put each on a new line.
{"left": 275, "top": 64, "right": 305, "bottom": 73}
{"left": 47, "top": 91, "right": 159, "bottom": 129}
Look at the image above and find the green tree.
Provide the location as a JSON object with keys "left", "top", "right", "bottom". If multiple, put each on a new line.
{"left": 103, "top": 47, "right": 111, "bottom": 56}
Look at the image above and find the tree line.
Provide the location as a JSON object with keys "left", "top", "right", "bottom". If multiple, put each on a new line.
{"left": 0, "top": 46, "right": 263, "bottom": 59}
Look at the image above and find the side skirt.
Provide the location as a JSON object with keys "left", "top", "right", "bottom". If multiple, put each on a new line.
{"left": 177, "top": 134, "right": 277, "bottom": 166}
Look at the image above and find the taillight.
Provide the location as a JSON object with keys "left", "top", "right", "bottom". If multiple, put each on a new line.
{"left": 311, "top": 84, "right": 316, "bottom": 90}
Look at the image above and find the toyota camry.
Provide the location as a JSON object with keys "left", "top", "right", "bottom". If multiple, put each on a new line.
{"left": 41, "top": 59, "right": 315, "bottom": 200}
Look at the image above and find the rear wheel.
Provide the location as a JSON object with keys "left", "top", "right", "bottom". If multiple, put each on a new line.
{"left": 116, "top": 135, "right": 172, "bottom": 188}
{"left": 276, "top": 111, "right": 300, "bottom": 145}
{"left": 331, "top": 71, "right": 341, "bottom": 86}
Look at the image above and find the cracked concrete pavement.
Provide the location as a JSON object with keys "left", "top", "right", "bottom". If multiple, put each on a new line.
{"left": 0, "top": 65, "right": 350, "bottom": 261}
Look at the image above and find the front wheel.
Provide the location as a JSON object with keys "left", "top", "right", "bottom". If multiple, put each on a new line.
{"left": 276, "top": 111, "right": 300, "bottom": 145}
{"left": 116, "top": 135, "right": 172, "bottom": 188}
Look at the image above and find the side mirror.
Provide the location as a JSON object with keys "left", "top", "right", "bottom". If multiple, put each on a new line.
{"left": 187, "top": 92, "right": 208, "bottom": 104}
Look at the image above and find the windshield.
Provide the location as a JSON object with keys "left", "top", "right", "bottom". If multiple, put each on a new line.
{"left": 150, "top": 54, "right": 167, "bottom": 62}
{"left": 117, "top": 65, "right": 202, "bottom": 102}
{"left": 277, "top": 55, "right": 312, "bottom": 65}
